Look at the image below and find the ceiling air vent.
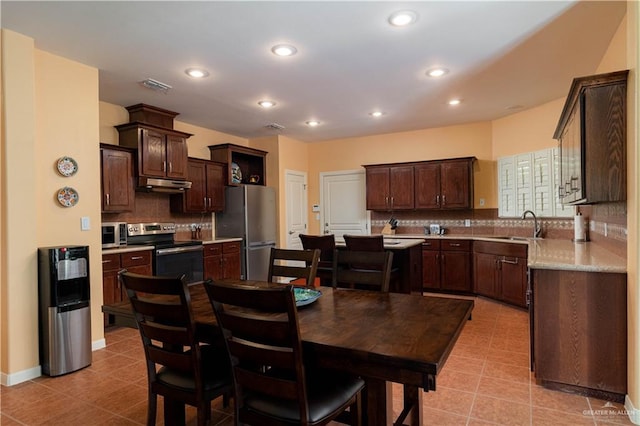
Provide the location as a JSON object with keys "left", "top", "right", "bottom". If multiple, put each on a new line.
{"left": 265, "top": 122, "right": 285, "bottom": 131}
{"left": 140, "top": 78, "right": 172, "bottom": 94}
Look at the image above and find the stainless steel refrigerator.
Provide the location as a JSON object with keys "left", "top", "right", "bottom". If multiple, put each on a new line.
{"left": 215, "top": 185, "right": 277, "bottom": 281}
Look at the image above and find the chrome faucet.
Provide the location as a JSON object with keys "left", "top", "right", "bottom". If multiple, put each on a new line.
{"left": 521, "top": 210, "right": 541, "bottom": 238}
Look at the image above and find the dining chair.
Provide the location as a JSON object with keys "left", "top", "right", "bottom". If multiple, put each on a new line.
{"left": 119, "top": 272, "right": 232, "bottom": 426}
{"left": 267, "top": 247, "right": 320, "bottom": 287}
{"left": 332, "top": 249, "right": 394, "bottom": 292}
{"left": 343, "top": 234, "right": 400, "bottom": 286}
{"left": 205, "top": 281, "right": 365, "bottom": 426}
{"left": 299, "top": 234, "right": 336, "bottom": 286}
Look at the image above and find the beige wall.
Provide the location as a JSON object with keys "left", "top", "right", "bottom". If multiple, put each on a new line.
{"left": 1, "top": 30, "right": 102, "bottom": 381}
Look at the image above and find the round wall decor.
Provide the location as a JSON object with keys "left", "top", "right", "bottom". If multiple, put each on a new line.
{"left": 57, "top": 186, "right": 79, "bottom": 207}
{"left": 56, "top": 156, "right": 78, "bottom": 177}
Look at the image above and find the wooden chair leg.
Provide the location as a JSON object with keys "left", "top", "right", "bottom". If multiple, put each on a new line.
{"left": 350, "top": 393, "right": 362, "bottom": 426}
{"left": 146, "top": 392, "right": 157, "bottom": 426}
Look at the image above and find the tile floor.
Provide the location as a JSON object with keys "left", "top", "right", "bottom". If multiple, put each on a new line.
{"left": 1, "top": 296, "right": 633, "bottom": 425}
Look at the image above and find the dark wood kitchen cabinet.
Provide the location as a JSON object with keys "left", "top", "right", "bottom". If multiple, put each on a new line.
{"left": 415, "top": 158, "right": 474, "bottom": 209}
{"left": 473, "top": 240, "right": 528, "bottom": 308}
{"left": 422, "top": 239, "right": 472, "bottom": 292}
{"left": 204, "top": 241, "right": 241, "bottom": 281}
{"left": 116, "top": 122, "right": 192, "bottom": 180}
{"left": 100, "top": 144, "right": 135, "bottom": 212}
{"left": 171, "top": 158, "right": 225, "bottom": 213}
{"left": 531, "top": 268, "right": 627, "bottom": 401}
{"left": 553, "top": 70, "right": 628, "bottom": 204}
{"left": 364, "top": 164, "right": 414, "bottom": 210}
{"left": 102, "top": 249, "right": 152, "bottom": 325}
{"left": 209, "top": 143, "right": 267, "bottom": 186}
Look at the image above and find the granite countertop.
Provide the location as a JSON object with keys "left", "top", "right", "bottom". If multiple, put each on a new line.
{"left": 201, "top": 238, "right": 243, "bottom": 244}
{"left": 102, "top": 245, "right": 154, "bottom": 255}
{"left": 382, "top": 234, "right": 627, "bottom": 273}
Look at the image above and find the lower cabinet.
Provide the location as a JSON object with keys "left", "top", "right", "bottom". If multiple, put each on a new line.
{"left": 204, "top": 241, "right": 241, "bottom": 281}
{"left": 531, "top": 268, "right": 626, "bottom": 401}
{"left": 102, "top": 249, "right": 152, "bottom": 325}
{"left": 473, "top": 241, "right": 528, "bottom": 308}
{"left": 422, "top": 239, "right": 472, "bottom": 292}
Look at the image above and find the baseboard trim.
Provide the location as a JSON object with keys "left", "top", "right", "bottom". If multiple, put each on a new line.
{"left": 1, "top": 338, "right": 108, "bottom": 386}
{"left": 1, "top": 365, "right": 41, "bottom": 386}
{"left": 92, "top": 338, "right": 106, "bottom": 351}
{"left": 625, "top": 395, "right": 640, "bottom": 425}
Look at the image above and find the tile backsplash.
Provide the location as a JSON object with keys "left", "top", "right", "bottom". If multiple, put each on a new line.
{"left": 101, "top": 192, "right": 215, "bottom": 241}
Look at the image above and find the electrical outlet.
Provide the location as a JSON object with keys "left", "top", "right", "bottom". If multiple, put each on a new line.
{"left": 479, "top": 198, "right": 485, "bottom": 207}
{"left": 464, "top": 219, "right": 471, "bottom": 227}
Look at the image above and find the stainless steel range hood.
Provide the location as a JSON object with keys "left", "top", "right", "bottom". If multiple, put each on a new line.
{"left": 137, "top": 177, "right": 192, "bottom": 193}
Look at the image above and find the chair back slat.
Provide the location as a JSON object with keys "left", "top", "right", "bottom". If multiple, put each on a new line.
{"left": 228, "top": 338, "right": 296, "bottom": 370}
{"left": 234, "top": 367, "right": 300, "bottom": 400}
{"left": 219, "top": 311, "right": 292, "bottom": 346}
{"left": 147, "top": 345, "right": 194, "bottom": 373}
{"left": 332, "top": 249, "right": 393, "bottom": 292}
{"left": 267, "top": 248, "right": 320, "bottom": 287}
{"left": 139, "top": 322, "right": 192, "bottom": 347}
{"left": 343, "top": 234, "right": 385, "bottom": 252}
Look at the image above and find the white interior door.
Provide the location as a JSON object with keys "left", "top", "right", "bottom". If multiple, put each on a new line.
{"left": 285, "top": 170, "right": 308, "bottom": 249}
{"left": 320, "top": 170, "right": 369, "bottom": 242}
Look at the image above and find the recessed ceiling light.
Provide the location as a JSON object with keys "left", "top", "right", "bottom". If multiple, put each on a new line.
{"left": 426, "top": 67, "right": 449, "bottom": 78}
{"left": 388, "top": 10, "right": 418, "bottom": 27}
{"left": 271, "top": 44, "right": 298, "bottom": 57}
{"left": 370, "top": 111, "right": 385, "bottom": 117}
{"left": 185, "top": 68, "right": 209, "bottom": 78}
{"left": 448, "top": 99, "right": 462, "bottom": 106}
{"left": 258, "top": 100, "right": 276, "bottom": 108}
{"left": 306, "top": 120, "right": 320, "bottom": 127}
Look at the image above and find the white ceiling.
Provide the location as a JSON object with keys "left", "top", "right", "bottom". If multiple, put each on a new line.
{"left": 1, "top": 1, "right": 626, "bottom": 143}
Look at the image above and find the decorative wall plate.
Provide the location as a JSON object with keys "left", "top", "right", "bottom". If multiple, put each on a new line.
{"left": 56, "top": 156, "right": 78, "bottom": 177}
{"left": 231, "top": 162, "right": 242, "bottom": 183}
{"left": 57, "top": 187, "right": 79, "bottom": 207}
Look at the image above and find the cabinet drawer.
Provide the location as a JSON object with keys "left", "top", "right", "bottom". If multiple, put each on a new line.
{"left": 102, "top": 254, "right": 121, "bottom": 272}
{"left": 204, "top": 243, "right": 223, "bottom": 257}
{"left": 442, "top": 240, "right": 471, "bottom": 252}
{"left": 422, "top": 240, "right": 441, "bottom": 250}
{"left": 474, "top": 241, "right": 527, "bottom": 258}
{"left": 121, "top": 250, "right": 152, "bottom": 267}
{"left": 223, "top": 241, "right": 241, "bottom": 253}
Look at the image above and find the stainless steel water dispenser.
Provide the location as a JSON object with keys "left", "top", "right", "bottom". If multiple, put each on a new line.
{"left": 38, "top": 245, "right": 92, "bottom": 376}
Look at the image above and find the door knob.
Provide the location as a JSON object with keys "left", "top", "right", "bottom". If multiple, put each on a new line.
{"left": 288, "top": 230, "right": 295, "bottom": 235}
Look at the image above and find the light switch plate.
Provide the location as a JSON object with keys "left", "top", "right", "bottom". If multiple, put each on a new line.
{"left": 81, "top": 216, "right": 90, "bottom": 231}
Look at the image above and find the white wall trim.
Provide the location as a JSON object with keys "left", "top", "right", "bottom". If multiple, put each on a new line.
{"left": 92, "top": 338, "right": 106, "bottom": 351}
{"left": 1, "top": 338, "right": 107, "bottom": 386}
{"left": 625, "top": 395, "right": 640, "bottom": 425}
{"left": 1, "top": 366, "right": 41, "bottom": 386}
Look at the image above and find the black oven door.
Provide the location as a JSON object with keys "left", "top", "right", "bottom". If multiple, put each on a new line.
{"left": 155, "top": 245, "right": 204, "bottom": 284}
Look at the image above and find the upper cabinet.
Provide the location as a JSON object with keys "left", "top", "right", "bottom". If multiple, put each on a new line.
{"left": 415, "top": 159, "right": 474, "bottom": 209}
{"left": 365, "top": 164, "right": 414, "bottom": 210}
{"left": 100, "top": 144, "right": 135, "bottom": 212}
{"left": 553, "top": 70, "right": 628, "bottom": 205}
{"left": 171, "top": 158, "right": 226, "bottom": 213}
{"left": 116, "top": 123, "right": 191, "bottom": 180}
{"left": 364, "top": 157, "right": 474, "bottom": 211}
{"left": 115, "top": 104, "right": 192, "bottom": 181}
{"left": 209, "top": 143, "right": 267, "bottom": 186}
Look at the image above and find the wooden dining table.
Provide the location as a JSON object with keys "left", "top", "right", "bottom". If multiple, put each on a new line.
{"left": 103, "top": 280, "right": 474, "bottom": 425}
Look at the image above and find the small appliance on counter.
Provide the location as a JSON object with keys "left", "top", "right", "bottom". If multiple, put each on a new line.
{"left": 101, "top": 222, "right": 127, "bottom": 248}
{"left": 38, "top": 245, "right": 91, "bottom": 376}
